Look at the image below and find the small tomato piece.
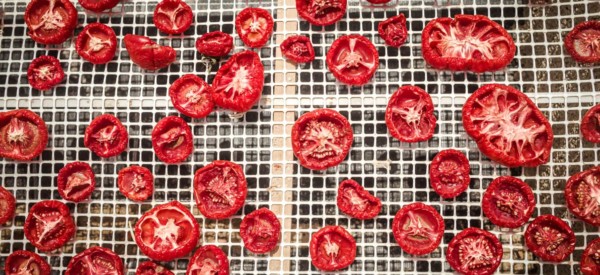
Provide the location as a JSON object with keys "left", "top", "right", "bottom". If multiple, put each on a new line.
{"left": 186, "top": 245, "right": 230, "bottom": 275}
{"left": 84, "top": 114, "right": 128, "bottom": 158}
{"left": 581, "top": 104, "right": 600, "bottom": 143}
{"left": 378, "top": 13, "right": 408, "bottom": 47}
{"left": 193, "top": 160, "right": 247, "bottom": 219}
{"left": 169, "top": 74, "right": 214, "bottom": 119}
{"left": 78, "top": 0, "right": 120, "bottom": 12}
{"left": 564, "top": 20, "right": 600, "bottom": 64}
{"left": 4, "top": 250, "right": 51, "bottom": 275}
{"left": 136, "top": 261, "right": 174, "bottom": 275}
{"left": 392, "top": 202, "right": 444, "bottom": 255}
{"left": 296, "top": 0, "right": 347, "bottom": 26}
{"left": 117, "top": 165, "right": 154, "bottom": 202}
{"left": 336, "top": 179, "right": 381, "bottom": 219}
{"left": 581, "top": 238, "right": 600, "bottom": 275}
{"left": 446, "top": 228, "right": 503, "bottom": 275}
{"left": 235, "top": 7, "right": 274, "bottom": 48}
{"left": 65, "top": 246, "right": 124, "bottom": 275}
{"left": 0, "top": 109, "right": 48, "bottom": 161}
{"left": 280, "top": 35, "right": 315, "bottom": 63}
{"left": 240, "top": 208, "right": 281, "bottom": 254}
{"left": 309, "top": 226, "right": 356, "bottom": 271}
{"left": 27, "top": 55, "right": 64, "bottom": 91}
{"left": 385, "top": 85, "right": 436, "bottom": 142}
{"left": 429, "top": 149, "right": 470, "bottom": 199}
{"left": 524, "top": 215, "right": 575, "bottom": 262}
{"left": 565, "top": 166, "right": 600, "bottom": 226}
{"left": 0, "top": 186, "right": 16, "bottom": 225}
{"left": 326, "top": 34, "right": 379, "bottom": 86}
{"left": 57, "top": 161, "right": 96, "bottom": 202}
{"left": 24, "top": 200, "right": 76, "bottom": 252}
{"left": 151, "top": 116, "right": 193, "bottom": 164}
{"left": 153, "top": 0, "right": 193, "bottom": 35}
{"left": 25, "top": 0, "right": 78, "bottom": 45}
{"left": 482, "top": 176, "right": 535, "bottom": 228}
{"left": 123, "top": 34, "right": 177, "bottom": 70}
{"left": 75, "top": 23, "right": 117, "bottom": 64}
{"left": 195, "top": 31, "right": 234, "bottom": 57}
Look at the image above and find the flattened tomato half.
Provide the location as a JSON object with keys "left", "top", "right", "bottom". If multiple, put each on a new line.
{"left": 153, "top": 0, "right": 193, "bottom": 35}
{"left": 151, "top": 116, "right": 193, "bottom": 164}
{"left": 27, "top": 55, "right": 64, "bottom": 90}
{"left": 193, "top": 160, "right": 247, "bottom": 219}
{"left": 336, "top": 179, "right": 381, "bottom": 219}
{"left": 565, "top": 166, "right": 600, "bottom": 226}
{"left": 84, "top": 114, "right": 128, "bottom": 158}
{"left": 196, "top": 31, "right": 234, "bottom": 57}
{"left": 310, "top": 226, "right": 356, "bottom": 271}
{"left": 429, "top": 149, "right": 470, "bottom": 199}
{"left": 392, "top": 202, "right": 444, "bottom": 255}
{"left": 117, "top": 165, "right": 154, "bottom": 202}
{"left": 78, "top": 0, "right": 120, "bottom": 12}
{"left": 421, "top": 14, "right": 516, "bottom": 72}
{"left": 136, "top": 261, "right": 174, "bottom": 275}
{"left": 280, "top": 35, "right": 315, "bottom": 63}
{"left": 524, "top": 215, "right": 575, "bottom": 262}
{"left": 326, "top": 35, "right": 379, "bottom": 86}
{"left": 462, "top": 84, "right": 553, "bottom": 167}
{"left": 65, "top": 246, "right": 124, "bottom": 275}
{"left": 186, "top": 245, "right": 229, "bottom": 275}
{"left": 296, "top": 0, "right": 347, "bottom": 26}
{"left": 25, "top": 0, "right": 78, "bottom": 45}
{"left": 581, "top": 238, "right": 600, "bottom": 275}
{"left": 211, "top": 50, "right": 264, "bottom": 113}
{"left": 446, "top": 228, "right": 503, "bottom": 275}
{"left": 4, "top": 250, "right": 51, "bottom": 275}
{"left": 0, "top": 109, "right": 48, "bottom": 161}
{"left": 0, "top": 186, "right": 16, "bottom": 225}
{"left": 57, "top": 161, "right": 96, "bottom": 202}
{"left": 124, "top": 34, "right": 177, "bottom": 70}
{"left": 75, "top": 23, "right": 117, "bottom": 64}
{"left": 385, "top": 85, "right": 436, "bottom": 142}
{"left": 565, "top": 21, "right": 600, "bottom": 64}
{"left": 482, "top": 176, "right": 535, "bottom": 228}
{"left": 581, "top": 104, "right": 600, "bottom": 143}
{"left": 169, "top": 74, "right": 214, "bottom": 119}
{"left": 291, "top": 109, "right": 353, "bottom": 170}
{"left": 134, "top": 201, "right": 200, "bottom": 261}
{"left": 378, "top": 13, "right": 408, "bottom": 47}
{"left": 240, "top": 208, "right": 281, "bottom": 254}
{"left": 24, "top": 200, "right": 75, "bottom": 252}
{"left": 235, "top": 8, "right": 273, "bottom": 48}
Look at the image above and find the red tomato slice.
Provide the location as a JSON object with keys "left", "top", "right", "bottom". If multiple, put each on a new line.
{"left": 565, "top": 166, "right": 600, "bottom": 226}
{"left": 65, "top": 246, "right": 124, "bottom": 275}
{"left": 4, "top": 250, "right": 51, "bottom": 275}
{"left": 296, "top": 0, "right": 347, "bottom": 26}
{"left": 123, "top": 34, "right": 177, "bottom": 71}
{"left": 153, "top": 0, "right": 193, "bottom": 35}
{"left": 565, "top": 21, "right": 600, "bottom": 64}
{"left": 524, "top": 215, "right": 575, "bottom": 262}
{"left": 326, "top": 35, "right": 379, "bottom": 86}
{"left": 581, "top": 104, "right": 600, "bottom": 143}
{"left": 0, "top": 109, "right": 48, "bottom": 161}
{"left": 193, "top": 160, "right": 247, "bottom": 219}
{"left": 25, "top": 0, "right": 78, "bottom": 45}
{"left": 211, "top": 50, "right": 264, "bottom": 113}
{"left": 117, "top": 165, "right": 154, "bottom": 202}
{"left": 385, "top": 85, "right": 436, "bottom": 142}
{"left": 429, "top": 149, "right": 470, "bottom": 199}
{"left": 581, "top": 238, "right": 600, "bottom": 275}
{"left": 462, "top": 84, "right": 553, "bottom": 167}
{"left": 0, "top": 186, "right": 16, "bottom": 225}
{"left": 169, "top": 74, "right": 214, "bottom": 119}
{"left": 134, "top": 201, "right": 200, "bottom": 261}
{"left": 186, "top": 245, "right": 230, "bottom": 275}
{"left": 75, "top": 23, "right": 117, "bottom": 64}
{"left": 24, "top": 200, "right": 76, "bottom": 252}
{"left": 482, "top": 176, "right": 535, "bottom": 228}
{"left": 240, "top": 208, "right": 281, "bottom": 254}
{"left": 27, "top": 55, "right": 64, "bottom": 90}
{"left": 235, "top": 8, "right": 273, "bottom": 48}
{"left": 151, "top": 116, "right": 193, "bottom": 164}
{"left": 57, "top": 161, "right": 96, "bottom": 202}
{"left": 196, "top": 31, "right": 234, "bottom": 57}
{"left": 446, "top": 227, "right": 503, "bottom": 275}
{"left": 84, "top": 114, "right": 128, "bottom": 158}
{"left": 392, "top": 202, "right": 444, "bottom": 255}
{"left": 280, "top": 35, "right": 315, "bottom": 63}
{"left": 78, "top": 0, "right": 120, "bottom": 12}
{"left": 309, "top": 226, "right": 356, "bottom": 271}
{"left": 136, "top": 261, "right": 175, "bottom": 275}
{"left": 336, "top": 179, "right": 381, "bottom": 219}
{"left": 421, "top": 14, "right": 516, "bottom": 72}
{"left": 378, "top": 13, "right": 408, "bottom": 47}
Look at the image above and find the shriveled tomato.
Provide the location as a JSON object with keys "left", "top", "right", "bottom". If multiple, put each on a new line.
{"left": 524, "top": 215, "right": 575, "bottom": 262}
{"left": 240, "top": 208, "right": 281, "bottom": 254}
{"left": 78, "top": 0, "right": 120, "bottom": 12}
{"left": 581, "top": 238, "right": 600, "bottom": 275}
{"left": 4, "top": 250, "right": 51, "bottom": 275}
{"left": 0, "top": 109, "right": 48, "bottom": 161}
{"left": 186, "top": 245, "right": 229, "bottom": 275}
{"left": 581, "top": 104, "right": 600, "bottom": 143}
{"left": 296, "top": 0, "right": 347, "bottom": 26}
{"left": 136, "top": 261, "right": 174, "bottom": 275}
{"left": 235, "top": 8, "right": 273, "bottom": 48}
{"left": 0, "top": 186, "right": 15, "bottom": 225}
{"left": 65, "top": 246, "right": 124, "bottom": 275}
{"left": 378, "top": 13, "right": 408, "bottom": 47}
{"left": 124, "top": 34, "right": 177, "bottom": 70}
{"left": 151, "top": 116, "right": 193, "bottom": 164}
{"left": 75, "top": 23, "right": 117, "bottom": 64}
{"left": 57, "top": 161, "right": 96, "bottom": 202}
{"left": 280, "top": 35, "right": 315, "bottom": 63}
{"left": 27, "top": 55, "right": 64, "bottom": 90}
{"left": 153, "top": 0, "right": 193, "bottom": 35}
{"left": 429, "top": 149, "right": 470, "bottom": 199}
{"left": 392, "top": 202, "right": 444, "bottom": 255}
{"left": 25, "top": 0, "right": 78, "bottom": 45}
{"left": 169, "top": 74, "right": 214, "bottom": 119}
{"left": 211, "top": 50, "right": 264, "bottom": 113}
{"left": 326, "top": 35, "right": 379, "bottom": 86}
{"left": 421, "top": 14, "right": 516, "bottom": 72}
{"left": 336, "top": 179, "right": 381, "bottom": 219}
{"left": 291, "top": 109, "right": 353, "bottom": 170}
{"left": 564, "top": 166, "right": 600, "bottom": 226}
{"left": 482, "top": 176, "right": 535, "bottom": 228}
{"left": 24, "top": 200, "right": 75, "bottom": 252}
{"left": 193, "top": 160, "right": 247, "bottom": 219}
{"left": 84, "top": 114, "right": 128, "bottom": 158}
{"left": 446, "top": 227, "right": 503, "bottom": 275}
{"left": 310, "top": 226, "right": 356, "bottom": 271}
{"left": 117, "top": 165, "right": 154, "bottom": 202}
{"left": 195, "top": 31, "right": 233, "bottom": 57}
{"left": 462, "top": 84, "right": 553, "bottom": 167}
{"left": 385, "top": 85, "right": 436, "bottom": 142}
{"left": 134, "top": 201, "right": 200, "bottom": 261}
{"left": 565, "top": 21, "right": 600, "bottom": 64}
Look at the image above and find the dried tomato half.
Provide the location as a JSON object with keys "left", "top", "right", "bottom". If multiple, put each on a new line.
{"left": 564, "top": 21, "right": 600, "bottom": 64}
{"left": 78, "top": 0, "right": 120, "bottom": 12}
{"left": 385, "top": 85, "right": 436, "bottom": 142}
{"left": 117, "top": 165, "right": 154, "bottom": 202}
{"left": 524, "top": 215, "right": 575, "bottom": 262}
{"left": 153, "top": 0, "right": 193, "bottom": 35}
{"left": 446, "top": 227, "right": 503, "bottom": 275}
{"left": 462, "top": 84, "right": 553, "bottom": 167}
{"left": 565, "top": 166, "right": 600, "bottom": 226}
{"left": 84, "top": 114, "right": 128, "bottom": 158}
{"left": 296, "top": 0, "right": 347, "bottom": 26}
{"left": 24, "top": 200, "right": 76, "bottom": 252}
{"left": 0, "top": 186, "right": 15, "bottom": 225}
{"left": 326, "top": 35, "right": 379, "bottom": 86}
{"left": 581, "top": 238, "right": 600, "bottom": 275}
{"left": 240, "top": 208, "right": 281, "bottom": 254}
{"left": 581, "top": 104, "right": 600, "bottom": 143}
{"left": 280, "top": 35, "right": 315, "bottom": 63}
{"left": 429, "top": 149, "right": 470, "bottom": 199}
{"left": 169, "top": 74, "right": 214, "bottom": 119}
{"left": 193, "top": 160, "right": 247, "bottom": 219}
{"left": 212, "top": 50, "right": 264, "bottom": 113}
{"left": 136, "top": 261, "right": 174, "bottom": 275}
{"left": 134, "top": 201, "right": 200, "bottom": 261}
{"left": 57, "top": 161, "right": 96, "bottom": 202}
{"left": 195, "top": 31, "right": 234, "bottom": 57}
{"left": 123, "top": 34, "right": 177, "bottom": 70}
{"left": 291, "top": 109, "right": 353, "bottom": 170}
{"left": 392, "top": 202, "right": 444, "bottom": 255}
{"left": 65, "top": 246, "right": 124, "bottom": 275}
{"left": 75, "top": 23, "right": 117, "bottom": 64}
{"left": 4, "top": 250, "right": 51, "bottom": 275}
{"left": 27, "top": 55, "right": 64, "bottom": 91}
{"left": 25, "top": 0, "right": 78, "bottom": 45}
{"left": 0, "top": 109, "right": 48, "bottom": 161}
{"left": 186, "top": 245, "right": 229, "bottom": 275}
{"left": 151, "top": 116, "right": 193, "bottom": 164}
{"left": 378, "top": 13, "right": 408, "bottom": 47}
{"left": 310, "top": 226, "right": 356, "bottom": 271}
{"left": 235, "top": 7, "right": 274, "bottom": 48}
{"left": 336, "top": 179, "right": 381, "bottom": 220}
{"left": 421, "top": 14, "right": 516, "bottom": 72}
{"left": 482, "top": 176, "right": 535, "bottom": 228}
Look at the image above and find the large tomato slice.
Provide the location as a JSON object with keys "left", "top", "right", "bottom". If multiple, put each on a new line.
{"left": 581, "top": 104, "right": 600, "bottom": 143}
{"left": 27, "top": 55, "right": 64, "bottom": 90}
{"left": 78, "top": 0, "right": 120, "bottom": 12}
{"left": 385, "top": 85, "right": 436, "bottom": 142}
{"left": 84, "top": 114, "right": 128, "bottom": 158}
{"left": 24, "top": 200, "right": 76, "bottom": 252}
{"left": 524, "top": 215, "right": 575, "bottom": 262}
{"left": 123, "top": 34, "right": 177, "bottom": 71}
{"left": 57, "top": 161, "right": 96, "bottom": 202}
{"left": 0, "top": 109, "right": 48, "bottom": 161}
{"left": 151, "top": 116, "right": 193, "bottom": 164}
{"left": 0, "top": 186, "right": 16, "bottom": 225}
{"left": 309, "top": 226, "right": 356, "bottom": 271}
{"left": 280, "top": 35, "right": 315, "bottom": 63}
{"left": 117, "top": 165, "right": 154, "bottom": 202}
{"left": 326, "top": 35, "right": 379, "bottom": 86}
{"left": 392, "top": 202, "right": 444, "bottom": 255}
{"left": 186, "top": 245, "right": 229, "bottom": 275}
{"left": 378, "top": 13, "right": 408, "bottom": 47}
{"left": 296, "top": 0, "right": 347, "bottom": 26}
{"left": 581, "top": 238, "right": 600, "bottom": 275}
{"left": 153, "top": 0, "right": 193, "bottom": 35}
{"left": 446, "top": 228, "right": 503, "bottom": 275}
{"left": 169, "top": 74, "right": 214, "bottom": 119}
{"left": 25, "top": 0, "right": 78, "bottom": 45}
{"left": 421, "top": 14, "right": 516, "bottom": 72}
{"left": 565, "top": 21, "right": 600, "bottom": 64}
{"left": 462, "top": 84, "right": 553, "bottom": 167}
{"left": 136, "top": 261, "right": 174, "bottom": 275}
{"left": 482, "top": 176, "right": 535, "bottom": 228}
{"left": 564, "top": 166, "right": 600, "bottom": 226}
{"left": 134, "top": 201, "right": 200, "bottom": 261}
{"left": 196, "top": 31, "right": 234, "bottom": 58}
{"left": 4, "top": 250, "right": 51, "bottom": 275}
{"left": 75, "top": 23, "right": 117, "bottom": 65}
{"left": 336, "top": 179, "right": 381, "bottom": 219}
{"left": 429, "top": 149, "right": 470, "bottom": 199}
{"left": 65, "top": 246, "right": 124, "bottom": 275}
{"left": 211, "top": 50, "right": 264, "bottom": 113}
{"left": 193, "top": 160, "right": 247, "bottom": 219}
{"left": 240, "top": 208, "right": 281, "bottom": 254}
{"left": 235, "top": 8, "right": 273, "bottom": 48}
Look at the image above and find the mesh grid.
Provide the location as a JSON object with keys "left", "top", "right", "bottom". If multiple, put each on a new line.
{"left": 0, "top": 0, "right": 599, "bottom": 274}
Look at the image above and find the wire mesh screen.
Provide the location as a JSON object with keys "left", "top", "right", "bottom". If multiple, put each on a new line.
{"left": 0, "top": 0, "right": 599, "bottom": 274}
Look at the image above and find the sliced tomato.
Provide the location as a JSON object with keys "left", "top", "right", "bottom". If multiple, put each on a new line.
{"left": 0, "top": 109, "right": 48, "bottom": 161}
{"left": 186, "top": 245, "right": 229, "bottom": 275}
{"left": 280, "top": 35, "right": 315, "bottom": 63}
{"left": 123, "top": 34, "right": 177, "bottom": 70}
{"left": 581, "top": 104, "right": 600, "bottom": 143}
{"left": 196, "top": 31, "right": 234, "bottom": 57}
{"left": 27, "top": 55, "right": 64, "bottom": 90}
{"left": 169, "top": 74, "right": 214, "bottom": 119}
{"left": 151, "top": 116, "right": 193, "bottom": 164}
{"left": 446, "top": 228, "right": 503, "bottom": 275}
{"left": 524, "top": 215, "right": 575, "bottom": 262}
{"left": 117, "top": 165, "right": 154, "bottom": 202}
{"left": 0, "top": 186, "right": 16, "bottom": 225}
{"left": 57, "top": 161, "right": 96, "bottom": 202}
{"left": 25, "top": 0, "right": 78, "bottom": 45}
{"left": 392, "top": 202, "right": 444, "bottom": 255}
{"left": 378, "top": 13, "right": 408, "bottom": 47}
{"left": 336, "top": 179, "right": 381, "bottom": 219}
{"left": 564, "top": 166, "right": 600, "bottom": 226}
{"left": 153, "top": 0, "right": 193, "bottom": 35}
{"left": 421, "top": 14, "right": 516, "bottom": 72}
{"left": 240, "top": 208, "right": 281, "bottom": 254}
{"left": 462, "top": 84, "right": 553, "bottom": 167}
{"left": 75, "top": 23, "right": 117, "bottom": 64}
{"left": 235, "top": 8, "right": 273, "bottom": 48}
{"left": 296, "top": 0, "right": 347, "bottom": 26}
{"left": 65, "top": 246, "right": 124, "bottom": 275}
{"left": 310, "top": 226, "right": 356, "bottom": 271}
{"left": 24, "top": 200, "right": 76, "bottom": 252}
{"left": 4, "top": 250, "right": 51, "bottom": 275}
{"left": 385, "top": 85, "right": 436, "bottom": 142}
{"left": 211, "top": 50, "right": 264, "bottom": 113}
{"left": 565, "top": 21, "right": 600, "bottom": 64}
{"left": 326, "top": 35, "right": 379, "bottom": 86}
{"left": 581, "top": 238, "right": 600, "bottom": 275}
{"left": 429, "top": 149, "right": 470, "bottom": 199}
{"left": 78, "top": 0, "right": 120, "bottom": 12}
{"left": 482, "top": 176, "right": 535, "bottom": 228}
{"left": 136, "top": 261, "right": 174, "bottom": 275}
{"left": 84, "top": 114, "right": 128, "bottom": 158}
{"left": 193, "top": 160, "right": 247, "bottom": 219}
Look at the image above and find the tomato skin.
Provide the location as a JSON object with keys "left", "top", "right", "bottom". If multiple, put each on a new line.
{"left": 296, "top": 0, "right": 347, "bottom": 26}
{"left": 153, "top": 0, "right": 193, "bottom": 35}
{"left": 123, "top": 34, "right": 177, "bottom": 70}
{"left": 446, "top": 227, "right": 503, "bottom": 275}
{"left": 429, "top": 149, "right": 470, "bottom": 199}
{"left": 385, "top": 85, "right": 436, "bottom": 142}
{"left": 168, "top": 74, "right": 215, "bottom": 119}
{"left": 57, "top": 161, "right": 96, "bottom": 202}
{"left": 392, "top": 202, "right": 444, "bottom": 255}
{"left": 565, "top": 21, "right": 600, "bottom": 64}
{"left": 186, "top": 245, "right": 230, "bottom": 275}
{"left": 482, "top": 176, "right": 535, "bottom": 228}
{"left": 75, "top": 23, "right": 118, "bottom": 64}
{"left": 326, "top": 35, "right": 379, "bottom": 86}
{"left": 151, "top": 116, "right": 193, "bottom": 164}
{"left": 0, "top": 109, "right": 48, "bottom": 161}
{"left": 27, "top": 55, "right": 64, "bottom": 90}
{"left": 378, "top": 13, "right": 408, "bottom": 47}
{"left": 193, "top": 160, "right": 247, "bottom": 219}
{"left": 25, "top": 0, "right": 78, "bottom": 45}
{"left": 524, "top": 215, "right": 575, "bottom": 262}
{"left": 0, "top": 186, "right": 16, "bottom": 225}
{"left": 117, "top": 165, "right": 154, "bottom": 202}
{"left": 24, "top": 200, "right": 76, "bottom": 252}
{"left": 78, "top": 0, "right": 120, "bottom": 12}
{"left": 565, "top": 166, "right": 600, "bottom": 226}
{"left": 309, "top": 226, "right": 356, "bottom": 271}
{"left": 65, "top": 246, "right": 124, "bottom": 275}
{"left": 581, "top": 238, "right": 600, "bottom": 275}
{"left": 280, "top": 35, "right": 315, "bottom": 63}
{"left": 196, "top": 31, "right": 234, "bottom": 57}
{"left": 240, "top": 208, "right": 281, "bottom": 254}
{"left": 84, "top": 114, "right": 128, "bottom": 158}
{"left": 581, "top": 104, "right": 600, "bottom": 143}
{"left": 235, "top": 8, "right": 274, "bottom": 48}
{"left": 4, "top": 250, "right": 51, "bottom": 275}
{"left": 136, "top": 261, "right": 175, "bottom": 275}
{"left": 336, "top": 179, "right": 381, "bottom": 219}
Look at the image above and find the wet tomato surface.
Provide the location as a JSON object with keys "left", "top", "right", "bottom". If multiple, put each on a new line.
{"left": 446, "top": 227, "right": 503, "bottom": 275}
{"left": 136, "top": 261, "right": 174, "bottom": 275}
{"left": 4, "top": 250, "right": 51, "bottom": 275}
{"left": 0, "top": 109, "right": 48, "bottom": 161}
{"left": 169, "top": 74, "right": 214, "bottom": 119}
{"left": 296, "top": 0, "right": 347, "bottom": 26}
{"left": 565, "top": 21, "right": 600, "bottom": 64}
{"left": 0, "top": 186, "right": 16, "bottom": 225}
{"left": 24, "top": 200, "right": 75, "bottom": 252}
{"left": 429, "top": 149, "right": 470, "bottom": 199}
{"left": 25, "top": 0, "right": 78, "bottom": 45}
{"left": 27, "top": 55, "right": 64, "bottom": 90}
{"left": 84, "top": 114, "right": 128, "bottom": 158}
{"left": 524, "top": 215, "right": 575, "bottom": 262}
{"left": 482, "top": 176, "right": 535, "bottom": 228}
{"left": 212, "top": 50, "right": 264, "bottom": 113}
{"left": 196, "top": 31, "right": 234, "bottom": 57}
{"left": 240, "top": 208, "right": 281, "bottom": 254}
{"left": 565, "top": 166, "right": 600, "bottom": 226}
{"left": 235, "top": 7, "right": 273, "bottom": 48}
{"left": 280, "top": 35, "right": 315, "bottom": 63}
{"left": 310, "top": 226, "right": 356, "bottom": 271}
{"left": 193, "top": 160, "right": 247, "bottom": 219}
{"left": 151, "top": 116, "right": 193, "bottom": 163}
{"left": 78, "top": 0, "right": 120, "bottom": 12}
{"left": 65, "top": 246, "right": 124, "bottom": 275}
{"left": 117, "top": 165, "right": 154, "bottom": 202}
{"left": 336, "top": 179, "right": 381, "bottom": 220}
{"left": 57, "top": 161, "right": 96, "bottom": 202}
{"left": 392, "top": 202, "right": 444, "bottom": 255}
{"left": 124, "top": 34, "right": 177, "bottom": 70}
{"left": 378, "top": 13, "right": 408, "bottom": 47}
{"left": 75, "top": 23, "right": 117, "bottom": 64}
{"left": 326, "top": 34, "right": 379, "bottom": 86}
{"left": 581, "top": 104, "right": 600, "bottom": 143}
{"left": 581, "top": 238, "right": 600, "bottom": 275}
{"left": 153, "top": 0, "right": 193, "bottom": 34}
{"left": 385, "top": 85, "right": 436, "bottom": 142}
{"left": 186, "top": 245, "right": 229, "bottom": 275}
